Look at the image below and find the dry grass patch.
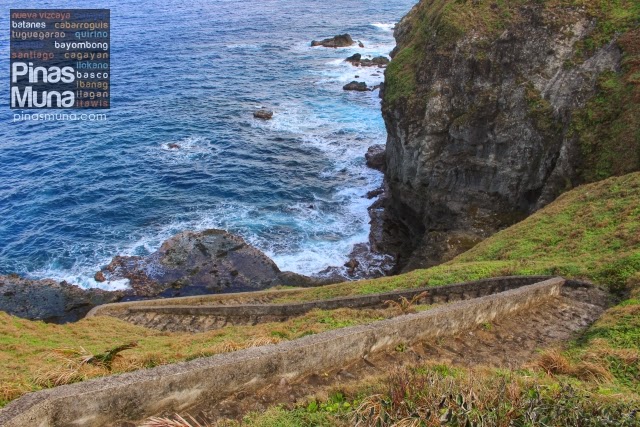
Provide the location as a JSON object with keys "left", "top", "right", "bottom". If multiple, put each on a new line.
{"left": 0, "top": 307, "right": 396, "bottom": 406}
{"left": 533, "top": 348, "right": 613, "bottom": 383}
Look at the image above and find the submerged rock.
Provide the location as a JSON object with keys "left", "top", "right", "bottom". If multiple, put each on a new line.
{"left": 0, "top": 274, "right": 123, "bottom": 323}
{"left": 344, "top": 258, "right": 359, "bottom": 275}
{"left": 253, "top": 109, "right": 274, "bottom": 120}
{"left": 345, "top": 54, "right": 390, "bottom": 67}
{"left": 366, "top": 187, "right": 384, "bottom": 199}
{"left": 361, "top": 56, "right": 389, "bottom": 67}
{"left": 343, "top": 81, "right": 368, "bottom": 91}
{"left": 311, "top": 33, "right": 354, "bottom": 48}
{"left": 346, "top": 53, "right": 362, "bottom": 63}
{"left": 318, "top": 242, "right": 395, "bottom": 281}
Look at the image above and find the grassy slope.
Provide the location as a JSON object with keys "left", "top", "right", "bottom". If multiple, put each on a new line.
{"left": 454, "top": 172, "right": 640, "bottom": 293}
{"left": 1, "top": 173, "right": 639, "bottom": 412}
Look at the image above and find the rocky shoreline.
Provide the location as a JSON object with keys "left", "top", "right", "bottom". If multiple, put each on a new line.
{"left": 0, "top": 139, "right": 401, "bottom": 324}
{"left": 1, "top": 33, "right": 403, "bottom": 324}
{"left": 0, "top": 228, "right": 344, "bottom": 322}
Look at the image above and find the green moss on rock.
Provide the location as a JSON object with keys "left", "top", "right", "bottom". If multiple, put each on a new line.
{"left": 383, "top": 0, "right": 527, "bottom": 107}
{"left": 384, "top": 47, "right": 419, "bottom": 105}
{"left": 572, "top": 29, "right": 640, "bottom": 183}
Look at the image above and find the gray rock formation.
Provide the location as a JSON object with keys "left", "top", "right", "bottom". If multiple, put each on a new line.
{"left": 346, "top": 53, "right": 362, "bottom": 63}
{"left": 365, "top": 144, "right": 386, "bottom": 171}
{"left": 253, "top": 109, "right": 273, "bottom": 120}
{"left": 361, "top": 56, "right": 390, "bottom": 67}
{"left": 346, "top": 54, "right": 390, "bottom": 67}
{"left": 380, "top": 2, "right": 634, "bottom": 270}
{"left": 0, "top": 229, "right": 335, "bottom": 323}
{"left": 0, "top": 275, "right": 123, "bottom": 323}
{"left": 343, "top": 81, "right": 368, "bottom": 91}
{"left": 311, "top": 34, "right": 354, "bottom": 48}
{"left": 98, "top": 229, "right": 329, "bottom": 297}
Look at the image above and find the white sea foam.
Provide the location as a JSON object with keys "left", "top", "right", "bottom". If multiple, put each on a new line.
{"left": 28, "top": 265, "right": 131, "bottom": 291}
{"left": 33, "top": 21, "right": 393, "bottom": 288}
{"left": 34, "top": 140, "right": 383, "bottom": 287}
{"left": 118, "top": 128, "right": 382, "bottom": 276}
{"left": 250, "top": 106, "right": 327, "bottom": 134}
{"left": 225, "top": 43, "right": 261, "bottom": 50}
{"left": 317, "top": 61, "right": 386, "bottom": 87}
{"left": 159, "top": 135, "right": 216, "bottom": 153}
{"left": 371, "top": 22, "right": 396, "bottom": 31}
{"left": 156, "top": 135, "right": 222, "bottom": 164}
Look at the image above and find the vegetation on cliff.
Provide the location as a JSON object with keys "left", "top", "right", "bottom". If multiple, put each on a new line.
{"left": 2, "top": 3, "right": 639, "bottom": 424}
{"left": 454, "top": 172, "right": 640, "bottom": 294}
{"left": 572, "top": 28, "right": 640, "bottom": 182}
{"left": 384, "top": 0, "right": 640, "bottom": 183}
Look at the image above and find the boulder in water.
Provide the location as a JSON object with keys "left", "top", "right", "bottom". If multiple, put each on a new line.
{"left": 97, "top": 229, "right": 333, "bottom": 297}
{"left": 253, "top": 109, "right": 274, "bottom": 120}
{"left": 360, "top": 56, "right": 390, "bottom": 67}
{"left": 343, "top": 81, "right": 368, "bottom": 91}
{"left": 346, "top": 53, "right": 362, "bottom": 63}
{"left": 311, "top": 34, "right": 354, "bottom": 48}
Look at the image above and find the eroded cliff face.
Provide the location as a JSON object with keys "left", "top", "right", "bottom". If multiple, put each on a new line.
{"left": 380, "top": 0, "right": 639, "bottom": 271}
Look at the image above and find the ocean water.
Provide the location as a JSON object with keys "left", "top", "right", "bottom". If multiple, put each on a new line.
{"left": 0, "top": 0, "right": 415, "bottom": 290}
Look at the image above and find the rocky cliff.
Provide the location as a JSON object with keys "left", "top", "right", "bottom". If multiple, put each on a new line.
{"left": 380, "top": 0, "right": 639, "bottom": 270}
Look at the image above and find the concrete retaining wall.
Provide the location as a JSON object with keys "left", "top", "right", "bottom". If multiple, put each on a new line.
{"left": 0, "top": 277, "right": 564, "bottom": 427}
{"left": 89, "top": 275, "right": 553, "bottom": 332}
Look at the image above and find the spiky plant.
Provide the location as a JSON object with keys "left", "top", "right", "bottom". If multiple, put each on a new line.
{"left": 384, "top": 291, "right": 429, "bottom": 315}
{"left": 140, "top": 414, "right": 208, "bottom": 427}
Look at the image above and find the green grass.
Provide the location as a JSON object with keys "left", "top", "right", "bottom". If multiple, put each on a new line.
{"left": 566, "top": 296, "right": 640, "bottom": 392}
{"left": 234, "top": 364, "right": 640, "bottom": 427}
{"left": 226, "top": 289, "right": 640, "bottom": 427}
{"left": 239, "top": 407, "right": 339, "bottom": 427}
{"left": 454, "top": 172, "right": 640, "bottom": 293}
{"left": 382, "top": 47, "right": 418, "bottom": 105}
{"left": 383, "top": 0, "right": 527, "bottom": 107}
{"left": 234, "top": 172, "right": 640, "bottom": 425}
{"left": 567, "top": 0, "right": 640, "bottom": 59}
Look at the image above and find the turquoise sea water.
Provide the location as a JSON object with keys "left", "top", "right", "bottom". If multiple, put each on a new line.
{"left": 0, "top": 0, "right": 415, "bottom": 289}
